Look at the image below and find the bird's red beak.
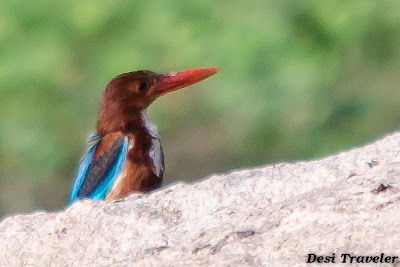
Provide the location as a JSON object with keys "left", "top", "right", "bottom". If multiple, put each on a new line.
{"left": 150, "top": 67, "right": 219, "bottom": 97}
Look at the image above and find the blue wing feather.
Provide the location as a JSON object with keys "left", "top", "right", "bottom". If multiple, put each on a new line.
{"left": 68, "top": 133, "right": 129, "bottom": 204}
{"left": 68, "top": 133, "right": 99, "bottom": 204}
{"left": 87, "top": 137, "right": 128, "bottom": 200}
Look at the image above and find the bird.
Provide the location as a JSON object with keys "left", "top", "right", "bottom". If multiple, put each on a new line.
{"left": 68, "top": 67, "right": 218, "bottom": 204}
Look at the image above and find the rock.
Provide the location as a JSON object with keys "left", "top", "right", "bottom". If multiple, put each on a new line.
{"left": 2, "top": 133, "right": 400, "bottom": 266}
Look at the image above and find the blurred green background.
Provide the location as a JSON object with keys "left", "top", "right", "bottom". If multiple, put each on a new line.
{"left": 1, "top": 0, "right": 400, "bottom": 216}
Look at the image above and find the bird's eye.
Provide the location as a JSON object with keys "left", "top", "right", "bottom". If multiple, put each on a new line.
{"left": 138, "top": 82, "right": 147, "bottom": 92}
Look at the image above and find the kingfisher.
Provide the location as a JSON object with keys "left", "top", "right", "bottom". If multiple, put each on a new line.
{"left": 68, "top": 67, "right": 218, "bottom": 204}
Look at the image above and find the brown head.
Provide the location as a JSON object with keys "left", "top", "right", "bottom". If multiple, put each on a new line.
{"left": 96, "top": 67, "right": 218, "bottom": 133}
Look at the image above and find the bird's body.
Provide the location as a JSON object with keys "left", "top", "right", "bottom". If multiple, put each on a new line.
{"left": 68, "top": 67, "right": 218, "bottom": 204}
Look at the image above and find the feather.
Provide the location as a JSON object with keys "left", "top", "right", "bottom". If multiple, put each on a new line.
{"left": 142, "top": 111, "right": 164, "bottom": 178}
{"left": 68, "top": 133, "right": 129, "bottom": 204}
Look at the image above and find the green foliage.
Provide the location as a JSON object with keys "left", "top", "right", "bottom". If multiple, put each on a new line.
{"left": 1, "top": 0, "right": 400, "bottom": 215}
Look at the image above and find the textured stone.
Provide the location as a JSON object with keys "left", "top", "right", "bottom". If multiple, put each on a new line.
{"left": 2, "top": 133, "right": 400, "bottom": 266}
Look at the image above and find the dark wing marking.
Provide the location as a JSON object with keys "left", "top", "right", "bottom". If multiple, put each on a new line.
{"left": 68, "top": 134, "right": 129, "bottom": 204}
{"left": 77, "top": 136, "right": 124, "bottom": 197}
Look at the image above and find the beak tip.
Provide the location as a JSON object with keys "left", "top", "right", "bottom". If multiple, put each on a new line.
{"left": 207, "top": 66, "right": 219, "bottom": 75}
{"left": 197, "top": 66, "right": 219, "bottom": 80}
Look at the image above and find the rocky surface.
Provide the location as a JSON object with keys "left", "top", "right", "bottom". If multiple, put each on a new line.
{"left": 2, "top": 133, "right": 400, "bottom": 266}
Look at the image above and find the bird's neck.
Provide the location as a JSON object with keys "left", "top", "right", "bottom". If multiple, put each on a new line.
{"left": 96, "top": 109, "right": 152, "bottom": 136}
